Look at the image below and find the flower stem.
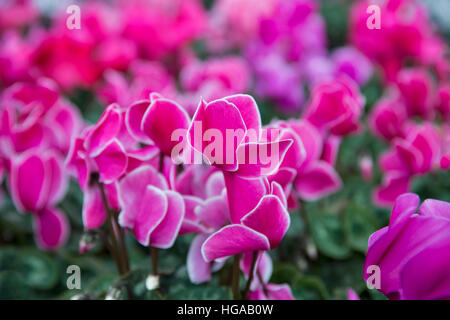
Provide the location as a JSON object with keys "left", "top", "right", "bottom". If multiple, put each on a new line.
{"left": 150, "top": 246, "right": 159, "bottom": 276}
{"left": 242, "top": 251, "right": 258, "bottom": 300}
{"left": 231, "top": 254, "right": 241, "bottom": 300}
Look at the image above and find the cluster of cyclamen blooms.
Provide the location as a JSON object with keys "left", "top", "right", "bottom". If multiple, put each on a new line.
{"left": 0, "top": 81, "right": 82, "bottom": 249}
{"left": 369, "top": 68, "right": 449, "bottom": 207}
{"left": 0, "top": 0, "right": 374, "bottom": 116}
{"left": 64, "top": 76, "right": 365, "bottom": 298}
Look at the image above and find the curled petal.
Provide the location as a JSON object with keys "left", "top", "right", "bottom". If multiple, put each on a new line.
{"left": 201, "top": 225, "right": 270, "bottom": 262}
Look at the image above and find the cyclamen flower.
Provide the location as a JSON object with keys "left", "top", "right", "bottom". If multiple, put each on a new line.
{"left": 97, "top": 60, "right": 176, "bottom": 108}
{"left": 187, "top": 94, "right": 292, "bottom": 177}
{"left": 9, "top": 150, "right": 69, "bottom": 250}
{"left": 117, "top": 165, "right": 185, "bottom": 248}
{"left": 304, "top": 77, "right": 365, "bottom": 136}
{"left": 396, "top": 68, "right": 435, "bottom": 119}
{"left": 437, "top": 83, "right": 450, "bottom": 123}
{"left": 284, "top": 120, "right": 342, "bottom": 201}
{"left": 179, "top": 57, "right": 250, "bottom": 115}
{"left": 201, "top": 174, "right": 290, "bottom": 262}
{"left": 374, "top": 124, "right": 442, "bottom": 207}
{"left": 364, "top": 193, "right": 450, "bottom": 299}
{"left": 350, "top": 0, "right": 439, "bottom": 81}
{"left": 331, "top": 47, "right": 373, "bottom": 86}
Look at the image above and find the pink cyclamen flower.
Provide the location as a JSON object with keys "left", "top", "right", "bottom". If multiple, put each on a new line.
{"left": 304, "top": 77, "right": 365, "bottom": 136}
{"left": 364, "top": 193, "right": 450, "bottom": 299}
{"left": 369, "top": 92, "right": 410, "bottom": 142}
{"left": 9, "top": 150, "right": 69, "bottom": 250}
{"left": 117, "top": 165, "right": 185, "bottom": 248}
{"left": 396, "top": 68, "right": 436, "bottom": 119}
{"left": 201, "top": 174, "right": 290, "bottom": 262}
{"left": 437, "top": 83, "right": 450, "bottom": 123}
{"left": 284, "top": 120, "right": 342, "bottom": 201}
{"left": 374, "top": 124, "right": 441, "bottom": 207}
{"left": 126, "top": 93, "right": 190, "bottom": 157}
{"left": 187, "top": 94, "right": 292, "bottom": 177}
{"left": 331, "top": 46, "right": 373, "bottom": 86}
{"left": 179, "top": 57, "right": 250, "bottom": 115}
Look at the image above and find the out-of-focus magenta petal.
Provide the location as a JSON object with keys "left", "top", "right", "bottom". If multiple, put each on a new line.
{"left": 295, "top": 160, "right": 342, "bottom": 201}
{"left": 34, "top": 207, "right": 69, "bottom": 250}
{"left": 82, "top": 185, "right": 107, "bottom": 229}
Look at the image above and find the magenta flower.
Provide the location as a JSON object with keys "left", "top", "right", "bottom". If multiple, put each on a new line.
{"left": 179, "top": 57, "right": 250, "bottom": 115}
{"left": 331, "top": 46, "right": 373, "bottom": 86}
{"left": 437, "top": 83, "right": 450, "bottom": 123}
{"left": 287, "top": 120, "right": 342, "bottom": 201}
{"left": 374, "top": 124, "right": 441, "bottom": 206}
{"left": 201, "top": 174, "right": 290, "bottom": 262}
{"left": 369, "top": 93, "right": 410, "bottom": 142}
{"left": 187, "top": 94, "right": 292, "bottom": 177}
{"left": 126, "top": 93, "right": 190, "bottom": 156}
{"left": 117, "top": 166, "right": 185, "bottom": 248}
{"left": 396, "top": 68, "right": 436, "bottom": 119}
{"left": 350, "top": 0, "right": 439, "bottom": 81}
{"left": 364, "top": 193, "right": 450, "bottom": 299}
{"left": 304, "top": 77, "right": 365, "bottom": 136}
{"left": 9, "top": 150, "right": 69, "bottom": 250}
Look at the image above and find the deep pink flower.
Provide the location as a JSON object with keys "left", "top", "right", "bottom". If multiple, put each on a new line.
{"left": 286, "top": 120, "right": 342, "bottom": 201}
{"left": 364, "top": 193, "right": 450, "bottom": 300}
{"left": 350, "top": 0, "right": 437, "bottom": 81}
{"left": 374, "top": 124, "right": 442, "bottom": 207}
{"left": 437, "top": 83, "right": 450, "bottom": 123}
{"left": 201, "top": 174, "right": 290, "bottom": 261}
{"left": 396, "top": 68, "right": 435, "bottom": 119}
{"left": 179, "top": 57, "right": 250, "bottom": 115}
{"left": 331, "top": 46, "right": 373, "bottom": 86}
{"left": 187, "top": 94, "right": 292, "bottom": 177}
{"left": 369, "top": 92, "right": 409, "bottom": 142}
{"left": 0, "top": 0, "right": 38, "bottom": 32}
{"left": 304, "top": 77, "right": 365, "bottom": 136}
{"left": 117, "top": 165, "right": 185, "bottom": 248}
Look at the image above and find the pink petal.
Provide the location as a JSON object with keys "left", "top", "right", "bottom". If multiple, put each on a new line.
{"left": 295, "top": 161, "right": 342, "bottom": 201}
{"left": 224, "top": 94, "right": 261, "bottom": 137}
{"left": 187, "top": 234, "right": 212, "bottom": 284}
{"left": 133, "top": 186, "right": 168, "bottom": 246}
{"left": 201, "top": 225, "right": 270, "bottom": 262}
{"left": 34, "top": 207, "right": 69, "bottom": 250}
{"left": 149, "top": 190, "right": 185, "bottom": 249}
{"left": 10, "top": 152, "right": 48, "bottom": 212}
{"left": 373, "top": 174, "right": 411, "bottom": 207}
{"left": 118, "top": 165, "right": 168, "bottom": 228}
{"left": 92, "top": 139, "right": 128, "bottom": 183}
{"left": 235, "top": 139, "right": 293, "bottom": 177}
{"left": 82, "top": 185, "right": 107, "bottom": 229}
{"left": 141, "top": 98, "right": 190, "bottom": 156}
{"left": 195, "top": 193, "right": 230, "bottom": 230}
{"left": 418, "top": 199, "right": 450, "bottom": 220}
{"left": 241, "top": 195, "right": 290, "bottom": 249}
{"left": 84, "top": 104, "right": 122, "bottom": 154}
{"left": 125, "top": 100, "right": 153, "bottom": 144}
{"left": 224, "top": 173, "right": 269, "bottom": 223}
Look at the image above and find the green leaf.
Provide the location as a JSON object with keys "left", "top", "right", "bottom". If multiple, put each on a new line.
{"left": 18, "top": 249, "right": 59, "bottom": 290}
{"left": 292, "top": 275, "right": 329, "bottom": 300}
{"left": 308, "top": 211, "right": 351, "bottom": 260}
{"left": 343, "top": 205, "right": 377, "bottom": 253}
